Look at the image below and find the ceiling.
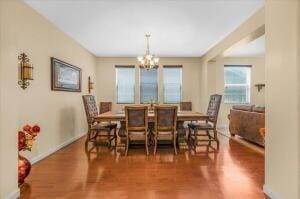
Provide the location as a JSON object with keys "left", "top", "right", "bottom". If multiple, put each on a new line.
{"left": 224, "top": 35, "right": 265, "bottom": 57}
{"left": 23, "top": 0, "right": 264, "bottom": 57}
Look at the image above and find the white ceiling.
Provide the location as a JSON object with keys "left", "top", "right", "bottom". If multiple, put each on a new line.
{"left": 224, "top": 35, "right": 265, "bottom": 57}
{"left": 23, "top": 0, "right": 264, "bottom": 57}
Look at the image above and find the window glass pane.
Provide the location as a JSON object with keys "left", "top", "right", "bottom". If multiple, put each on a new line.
{"left": 224, "top": 67, "right": 248, "bottom": 84}
{"left": 224, "top": 66, "right": 250, "bottom": 104}
{"left": 163, "top": 67, "right": 182, "bottom": 103}
{"left": 116, "top": 67, "right": 135, "bottom": 103}
{"left": 140, "top": 68, "right": 158, "bottom": 103}
{"left": 224, "top": 85, "right": 249, "bottom": 103}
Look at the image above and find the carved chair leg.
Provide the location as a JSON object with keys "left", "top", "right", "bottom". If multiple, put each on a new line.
{"left": 85, "top": 129, "right": 92, "bottom": 150}
{"left": 206, "top": 130, "right": 212, "bottom": 146}
{"left": 114, "top": 128, "right": 117, "bottom": 146}
{"left": 145, "top": 131, "right": 149, "bottom": 155}
{"left": 125, "top": 135, "right": 129, "bottom": 156}
{"left": 153, "top": 133, "right": 158, "bottom": 155}
{"left": 188, "top": 127, "right": 192, "bottom": 143}
{"left": 107, "top": 130, "right": 112, "bottom": 148}
{"left": 173, "top": 132, "right": 178, "bottom": 155}
{"left": 193, "top": 129, "right": 198, "bottom": 150}
{"left": 214, "top": 129, "right": 220, "bottom": 148}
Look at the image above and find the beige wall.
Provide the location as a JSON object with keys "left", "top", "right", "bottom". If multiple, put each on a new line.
{"left": 265, "top": 0, "right": 299, "bottom": 198}
{"left": 200, "top": 1, "right": 300, "bottom": 198}
{"left": 0, "top": 0, "right": 97, "bottom": 198}
{"left": 199, "top": 8, "right": 265, "bottom": 114}
{"left": 213, "top": 57, "right": 265, "bottom": 127}
{"left": 96, "top": 57, "right": 202, "bottom": 111}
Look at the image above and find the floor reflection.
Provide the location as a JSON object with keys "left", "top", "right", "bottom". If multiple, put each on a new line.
{"left": 20, "top": 134, "right": 265, "bottom": 199}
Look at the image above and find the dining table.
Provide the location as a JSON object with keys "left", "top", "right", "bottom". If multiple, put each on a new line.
{"left": 94, "top": 110, "right": 209, "bottom": 149}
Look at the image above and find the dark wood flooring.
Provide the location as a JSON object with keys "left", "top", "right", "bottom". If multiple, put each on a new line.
{"left": 20, "top": 133, "right": 265, "bottom": 199}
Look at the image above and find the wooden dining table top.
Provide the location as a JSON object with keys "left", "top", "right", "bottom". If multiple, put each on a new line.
{"left": 94, "top": 111, "right": 209, "bottom": 122}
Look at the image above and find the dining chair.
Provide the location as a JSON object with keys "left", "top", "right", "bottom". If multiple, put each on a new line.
{"left": 99, "top": 102, "right": 112, "bottom": 114}
{"left": 180, "top": 101, "right": 192, "bottom": 111}
{"left": 180, "top": 101, "right": 193, "bottom": 129}
{"left": 153, "top": 105, "right": 178, "bottom": 155}
{"left": 125, "top": 106, "right": 149, "bottom": 156}
{"left": 188, "top": 94, "right": 222, "bottom": 149}
{"left": 82, "top": 95, "right": 117, "bottom": 150}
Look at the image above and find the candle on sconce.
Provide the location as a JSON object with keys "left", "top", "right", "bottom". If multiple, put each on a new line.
{"left": 23, "top": 64, "right": 33, "bottom": 80}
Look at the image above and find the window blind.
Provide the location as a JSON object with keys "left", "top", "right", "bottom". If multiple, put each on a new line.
{"left": 140, "top": 68, "right": 158, "bottom": 103}
{"left": 224, "top": 66, "right": 251, "bottom": 104}
{"left": 116, "top": 66, "right": 135, "bottom": 104}
{"left": 163, "top": 66, "right": 182, "bottom": 103}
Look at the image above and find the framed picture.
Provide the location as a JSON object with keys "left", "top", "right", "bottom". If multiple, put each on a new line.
{"left": 51, "top": 57, "right": 81, "bottom": 92}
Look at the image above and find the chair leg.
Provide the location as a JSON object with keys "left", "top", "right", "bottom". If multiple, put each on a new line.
{"left": 113, "top": 128, "right": 118, "bottom": 153}
{"left": 188, "top": 127, "right": 191, "bottom": 142}
{"left": 214, "top": 129, "right": 220, "bottom": 148}
{"left": 206, "top": 130, "right": 212, "bottom": 146}
{"left": 85, "top": 130, "right": 92, "bottom": 150}
{"left": 193, "top": 129, "right": 198, "bottom": 149}
{"left": 173, "top": 132, "right": 177, "bottom": 155}
{"left": 145, "top": 132, "right": 149, "bottom": 155}
{"left": 125, "top": 136, "right": 129, "bottom": 156}
{"left": 108, "top": 130, "right": 112, "bottom": 148}
{"left": 153, "top": 133, "right": 157, "bottom": 155}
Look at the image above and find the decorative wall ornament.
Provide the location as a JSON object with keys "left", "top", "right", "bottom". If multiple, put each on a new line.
{"left": 88, "top": 76, "right": 94, "bottom": 94}
{"left": 18, "top": 53, "right": 34, "bottom": 89}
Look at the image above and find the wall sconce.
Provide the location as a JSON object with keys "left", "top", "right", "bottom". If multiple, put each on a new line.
{"left": 88, "top": 76, "right": 94, "bottom": 94}
{"left": 18, "top": 53, "right": 33, "bottom": 89}
{"left": 254, "top": 84, "right": 265, "bottom": 92}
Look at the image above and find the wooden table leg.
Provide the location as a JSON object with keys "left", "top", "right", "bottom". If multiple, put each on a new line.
{"left": 177, "top": 121, "right": 189, "bottom": 150}
{"left": 116, "top": 121, "right": 126, "bottom": 151}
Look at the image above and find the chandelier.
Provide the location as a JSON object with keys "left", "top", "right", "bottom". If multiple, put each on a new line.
{"left": 137, "top": 34, "right": 159, "bottom": 70}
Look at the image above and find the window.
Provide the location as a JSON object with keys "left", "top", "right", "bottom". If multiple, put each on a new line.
{"left": 163, "top": 66, "right": 182, "bottom": 103}
{"left": 116, "top": 66, "right": 135, "bottom": 104}
{"left": 140, "top": 67, "right": 158, "bottom": 103}
{"left": 224, "top": 66, "right": 251, "bottom": 104}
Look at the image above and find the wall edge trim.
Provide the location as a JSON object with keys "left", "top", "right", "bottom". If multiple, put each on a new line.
{"left": 30, "top": 132, "right": 86, "bottom": 165}
{"left": 263, "top": 184, "right": 280, "bottom": 199}
{"left": 4, "top": 188, "right": 20, "bottom": 199}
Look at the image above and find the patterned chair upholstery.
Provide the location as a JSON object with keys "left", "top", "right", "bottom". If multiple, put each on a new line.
{"left": 180, "top": 101, "right": 192, "bottom": 111}
{"left": 99, "top": 102, "right": 112, "bottom": 114}
{"left": 82, "top": 95, "right": 117, "bottom": 150}
{"left": 188, "top": 94, "right": 222, "bottom": 149}
{"left": 125, "top": 106, "right": 149, "bottom": 156}
{"left": 153, "top": 106, "right": 178, "bottom": 155}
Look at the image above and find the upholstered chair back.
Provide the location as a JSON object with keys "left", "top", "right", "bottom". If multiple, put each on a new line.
{"left": 180, "top": 101, "right": 192, "bottom": 111}
{"left": 125, "top": 106, "right": 148, "bottom": 131}
{"left": 82, "top": 95, "right": 98, "bottom": 125}
{"left": 99, "top": 102, "right": 112, "bottom": 114}
{"left": 155, "top": 106, "right": 178, "bottom": 131}
{"left": 206, "top": 94, "right": 222, "bottom": 124}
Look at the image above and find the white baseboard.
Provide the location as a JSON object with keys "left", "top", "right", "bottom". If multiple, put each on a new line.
{"left": 30, "top": 132, "right": 86, "bottom": 165}
{"left": 217, "top": 124, "right": 229, "bottom": 129}
{"left": 4, "top": 188, "right": 20, "bottom": 199}
{"left": 263, "top": 184, "right": 280, "bottom": 199}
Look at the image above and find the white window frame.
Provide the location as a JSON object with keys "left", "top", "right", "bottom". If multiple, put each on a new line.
{"left": 224, "top": 65, "right": 251, "bottom": 104}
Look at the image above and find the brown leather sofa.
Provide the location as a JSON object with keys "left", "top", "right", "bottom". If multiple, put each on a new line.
{"left": 228, "top": 105, "right": 265, "bottom": 146}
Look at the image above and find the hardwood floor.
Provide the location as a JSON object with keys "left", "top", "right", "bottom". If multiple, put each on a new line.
{"left": 20, "top": 133, "right": 266, "bottom": 199}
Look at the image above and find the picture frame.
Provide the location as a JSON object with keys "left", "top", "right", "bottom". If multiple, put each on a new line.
{"left": 51, "top": 57, "right": 81, "bottom": 92}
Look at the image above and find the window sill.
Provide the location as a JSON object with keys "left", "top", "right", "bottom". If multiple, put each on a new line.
{"left": 224, "top": 102, "right": 251, "bottom": 105}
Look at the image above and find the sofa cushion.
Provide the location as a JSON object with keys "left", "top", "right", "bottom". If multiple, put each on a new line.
{"left": 253, "top": 106, "right": 265, "bottom": 113}
{"left": 232, "top": 105, "right": 254, "bottom": 112}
